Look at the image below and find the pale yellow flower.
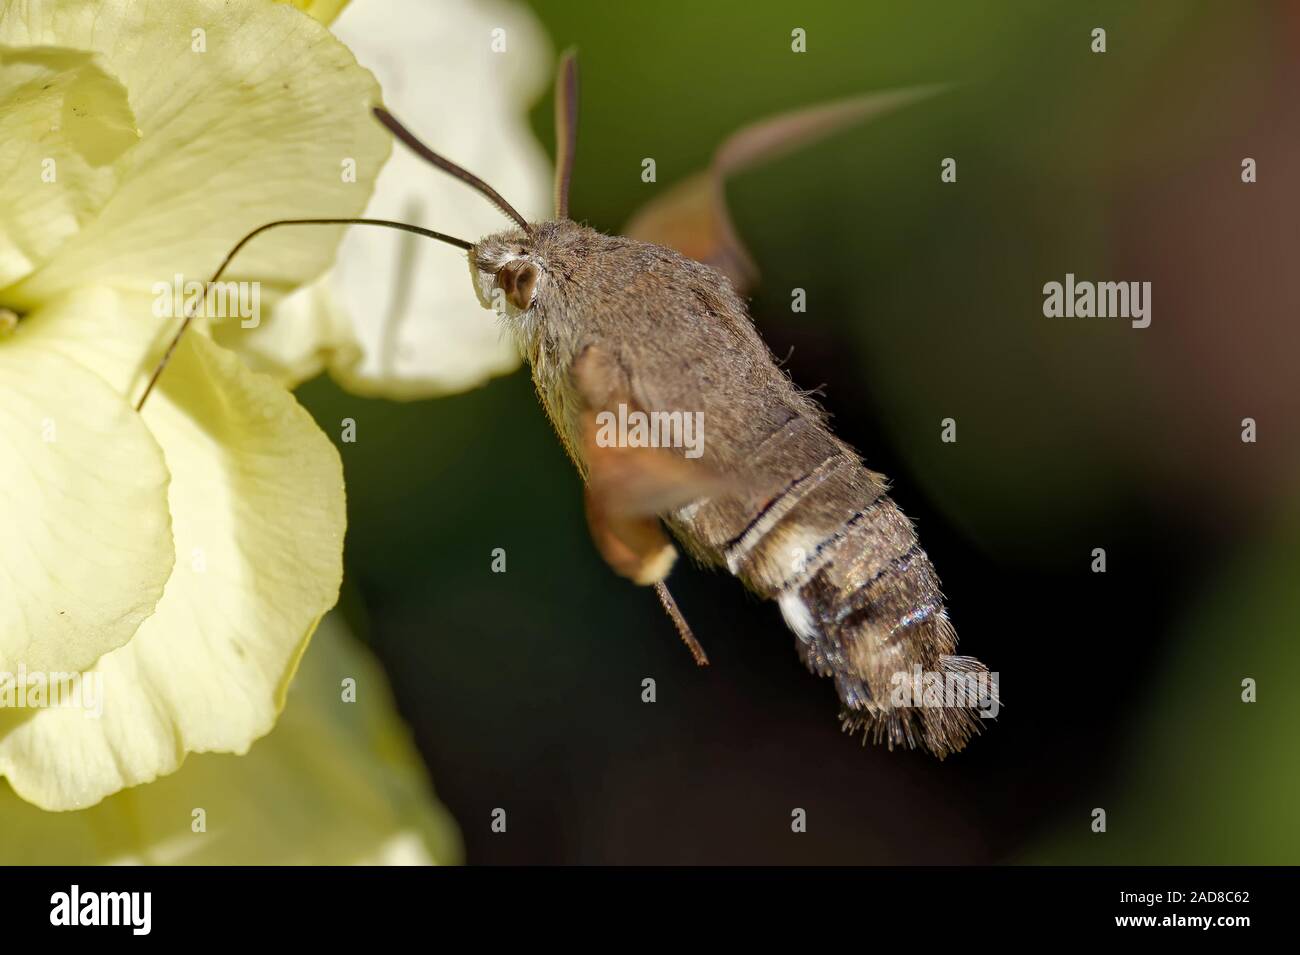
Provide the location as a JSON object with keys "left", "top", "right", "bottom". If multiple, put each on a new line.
{"left": 0, "top": 0, "right": 387, "bottom": 810}
{"left": 0, "top": 612, "right": 462, "bottom": 864}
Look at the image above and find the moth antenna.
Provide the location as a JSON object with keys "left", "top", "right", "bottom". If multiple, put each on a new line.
{"left": 553, "top": 48, "right": 580, "bottom": 219}
{"left": 373, "top": 106, "right": 534, "bottom": 234}
{"left": 134, "top": 217, "right": 474, "bottom": 411}
{"left": 654, "top": 581, "right": 709, "bottom": 667}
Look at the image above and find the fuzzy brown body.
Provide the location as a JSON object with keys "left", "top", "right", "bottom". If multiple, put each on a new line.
{"left": 473, "top": 220, "right": 989, "bottom": 756}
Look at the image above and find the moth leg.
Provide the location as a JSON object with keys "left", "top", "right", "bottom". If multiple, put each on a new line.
{"left": 655, "top": 581, "right": 708, "bottom": 667}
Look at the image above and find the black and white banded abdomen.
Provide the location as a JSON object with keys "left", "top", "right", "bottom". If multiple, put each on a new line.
{"left": 667, "top": 412, "right": 990, "bottom": 756}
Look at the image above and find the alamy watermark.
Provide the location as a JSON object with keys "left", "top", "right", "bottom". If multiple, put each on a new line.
{"left": 0, "top": 666, "right": 103, "bottom": 718}
{"left": 889, "top": 664, "right": 1000, "bottom": 718}
{"left": 152, "top": 274, "right": 261, "bottom": 328}
{"left": 1043, "top": 273, "right": 1150, "bottom": 328}
{"left": 50, "top": 885, "right": 150, "bottom": 935}
{"left": 594, "top": 402, "right": 705, "bottom": 459}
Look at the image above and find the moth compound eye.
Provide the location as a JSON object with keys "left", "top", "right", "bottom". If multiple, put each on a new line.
{"left": 498, "top": 261, "right": 539, "bottom": 310}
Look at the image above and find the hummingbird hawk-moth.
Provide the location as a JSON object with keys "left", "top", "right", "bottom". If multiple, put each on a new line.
{"left": 139, "top": 52, "right": 995, "bottom": 758}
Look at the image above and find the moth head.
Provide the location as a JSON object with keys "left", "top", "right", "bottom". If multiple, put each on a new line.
{"left": 371, "top": 49, "right": 583, "bottom": 324}
{"left": 470, "top": 229, "right": 543, "bottom": 316}
{"left": 470, "top": 219, "right": 596, "bottom": 322}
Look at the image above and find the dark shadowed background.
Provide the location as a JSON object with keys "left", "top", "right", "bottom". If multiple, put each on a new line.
{"left": 297, "top": 0, "right": 1300, "bottom": 863}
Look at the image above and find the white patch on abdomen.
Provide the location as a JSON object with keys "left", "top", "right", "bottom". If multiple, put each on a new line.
{"left": 778, "top": 590, "right": 819, "bottom": 644}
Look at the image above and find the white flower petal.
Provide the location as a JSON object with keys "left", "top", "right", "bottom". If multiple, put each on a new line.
{"left": 243, "top": 0, "right": 553, "bottom": 397}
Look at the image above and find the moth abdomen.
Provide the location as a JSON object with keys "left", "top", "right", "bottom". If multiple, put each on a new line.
{"left": 675, "top": 442, "right": 993, "bottom": 758}
{"left": 786, "top": 520, "right": 990, "bottom": 757}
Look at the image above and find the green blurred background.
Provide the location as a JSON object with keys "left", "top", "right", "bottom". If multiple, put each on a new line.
{"left": 299, "top": 0, "right": 1300, "bottom": 863}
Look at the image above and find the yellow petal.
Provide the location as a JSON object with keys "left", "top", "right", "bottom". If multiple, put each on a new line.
{"left": 0, "top": 288, "right": 345, "bottom": 810}
{"left": 210, "top": 272, "right": 361, "bottom": 388}
{"left": 0, "top": 45, "right": 137, "bottom": 287}
{"left": 0, "top": 612, "right": 461, "bottom": 865}
{"left": 0, "top": 0, "right": 389, "bottom": 310}
{"left": 278, "top": 0, "right": 351, "bottom": 26}
{"left": 0, "top": 312, "right": 171, "bottom": 677}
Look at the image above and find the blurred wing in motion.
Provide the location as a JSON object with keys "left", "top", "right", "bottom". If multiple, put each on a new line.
{"left": 572, "top": 344, "right": 729, "bottom": 585}
{"left": 623, "top": 86, "right": 946, "bottom": 294}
